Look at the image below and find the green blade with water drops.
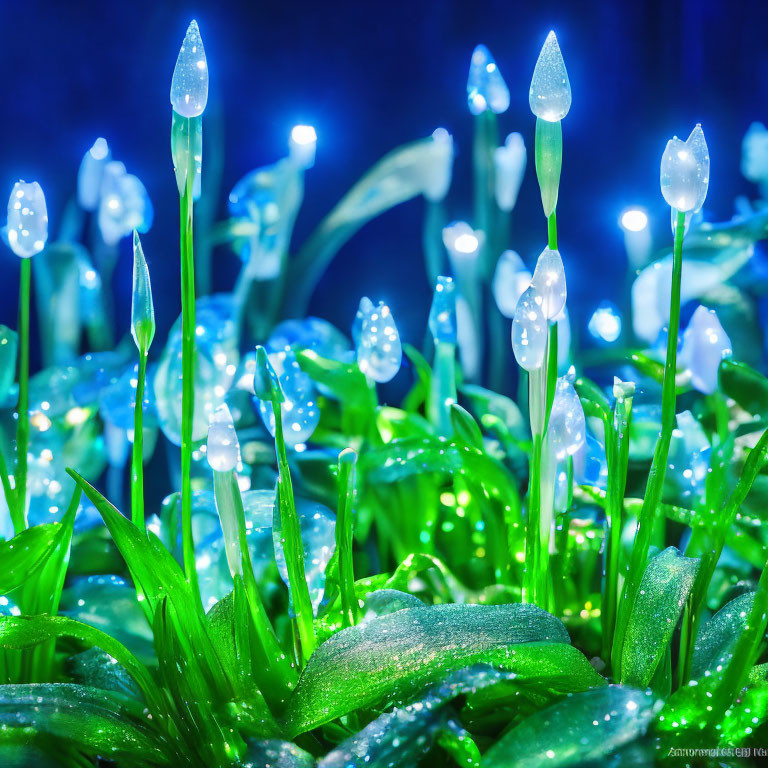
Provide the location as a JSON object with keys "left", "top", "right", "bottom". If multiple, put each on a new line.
{"left": 282, "top": 602, "right": 604, "bottom": 736}
{"left": 482, "top": 685, "right": 659, "bottom": 768}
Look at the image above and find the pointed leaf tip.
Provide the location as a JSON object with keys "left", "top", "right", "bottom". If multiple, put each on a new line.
{"left": 253, "top": 345, "right": 285, "bottom": 403}
{"left": 131, "top": 230, "right": 155, "bottom": 353}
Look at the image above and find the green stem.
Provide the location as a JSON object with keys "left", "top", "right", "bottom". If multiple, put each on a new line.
{"left": 213, "top": 469, "right": 295, "bottom": 706}
{"left": 336, "top": 449, "right": 359, "bottom": 628}
{"left": 178, "top": 117, "right": 199, "bottom": 597}
{"left": 430, "top": 341, "right": 457, "bottom": 437}
{"left": 0, "top": 445, "right": 16, "bottom": 533}
{"left": 271, "top": 402, "right": 316, "bottom": 665}
{"left": 613, "top": 209, "right": 686, "bottom": 676}
{"left": 473, "top": 110, "right": 498, "bottom": 277}
{"left": 130, "top": 350, "right": 147, "bottom": 529}
{"left": 547, "top": 211, "right": 558, "bottom": 250}
{"left": 536, "top": 321, "right": 559, "bottom": 607}
{"left": 14, "top": 257, "right": 31, "bottom": 528}
{"left": 524, "top": 431, "right": 543, "bottom": 604}
{"left": 602, "top": 393, "right": 632, "bottom": 666}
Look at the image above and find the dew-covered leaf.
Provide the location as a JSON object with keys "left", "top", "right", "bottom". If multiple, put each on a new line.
{"left": 242, "top": 738, "right": 316, "bottom": 768}
{"left": 450, "top": 403, "right": 484, "bottom": 449}
{"left": 719, "top": 358, "right": 768, "bottom": 417}
{"left": 360, "top": 588, "right": 424, "bottom": 622}
{"left": 296, "top": 349, "right": 374, "bottom": 407}
{"left": 319, "top": 666, "right": 513, "bottom": 768}
{"left": 0, "top": 684, "right": 163, "bottom": 762}
{"left": 283, "top": 602, "right": 604, "bottom": 735}
{"left": 482, "top": 685, "right": 659, "bottom": 768}
{"left": 620, "top": 547, "right": 700, "bottom": 688}
{"left": 0, "top": 614, "right": 163, "bottom": 712}
{"left": 360, "top": 438, "right": 519, "bottom": 508}
{"left": 692, "top": 592, "right": 756, "bottom": 680}
{"left": 66, "top": 648, "right": 142, "bottom": 699}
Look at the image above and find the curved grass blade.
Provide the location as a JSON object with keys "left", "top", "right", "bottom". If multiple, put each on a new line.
{"left": 0, "top": 683, "right": 164, "bottom": 763}
{"left": 283, "top": 603, "right": 604, "bottom": 736}
{"left": 691, "top": 592, "right": 755, "bottom": 680}
{"left": 483, "top": 685, "right": 659, "bottom": 768}
{"left": 0, "top": 614, "right": 164, "bottom": 716}
{"left": 319, "top": 666, "right": 513, "bottom": 768}
{"left": 620, "top": 547, "right": 699, "bottom": 688}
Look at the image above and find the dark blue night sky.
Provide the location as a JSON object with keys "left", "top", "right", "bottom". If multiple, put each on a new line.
{"left": 1, "top": 0, "right": 767, "bottom": 367}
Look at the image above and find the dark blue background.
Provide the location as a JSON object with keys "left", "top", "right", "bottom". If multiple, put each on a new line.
{"left": 1, "top": 0, "right": 766, "bottom": 369}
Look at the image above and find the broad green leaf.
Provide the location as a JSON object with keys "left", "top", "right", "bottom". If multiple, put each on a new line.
{"left": 243, "top": 739, "right": 316, "bottom": 767}
{"left": 627, "top": 351, "right": 691, "bottom": 393}
{"left": 0, "top": 485, "right": 79, "bottom": 612}
{"left": 375, "top": 406, "right": 433, "bottom": 441}
{"left": 318, "top": 666, "right": 512, "bottom": 768}
{"left": 0, "top": 614, "right": 163, "bottom": 714}
{"left": 460, "top": 384, "right": 526, "bottom": 440}
{"left": 621, "top": 547, "right": 700, "bottom": 688}
{"left": 66, "top": 648, "right": 142, "bottom": 699}
{"left": 296, "top": 350, "right": 374, "bottom": 408}
{"left": 0, "top": 684, "right": 163, "bottom": 762}
{"left": 482, "top": 685, "right": 659, "bottom": 768}
{"left": 0, "top": 525, "right": 65, "bottom": 595}
{"left": 450, "top": 403, "right": 484, "bottom": 449}
{"left": 719, "top": 358, "right": 768, "bottom": 417}
{"left": 283, "top": 603, "right": 604, "bottom": 736}
{"left": 692, "top": 592, "right": 756, "bottom": 680}
{"left": 360, "top": 438, "right": 519, "bottom": 507}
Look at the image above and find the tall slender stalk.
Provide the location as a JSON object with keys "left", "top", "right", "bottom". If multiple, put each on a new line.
{"left": 613, "top": 209, "right": 686, "bottom": 674}
{"left": 14, "top": 257, "right": 31, "bottom": 529}
{"left": 173, "top": 113, "right": 202, "bottom": 595}
{"left": 431, "top": 341, "right": 457, "bottom": 437}
{"left": 336, "top": 448, "right": 359, "bottom": 628}
{"left": 131, "top": 351, "right": 147, "bottom": 529}
{"left": 601, "top": 385, "right": 633, "bottom": 665}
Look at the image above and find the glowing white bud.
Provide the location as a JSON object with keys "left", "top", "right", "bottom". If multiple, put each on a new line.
{"left": 429, "top": 276, "right": 457, "bottom": 344}
{"left": 442, "top": 220, "right": 483, "bottom": 266}
{"left": 356, "top": 299, "right": 402, "bottom": 383}
{"left": 170, "top": 20, "right": 208, "bottom": 118}
{"left": 422, "top": 128, "right": 454, "bottom": 202}
{"left": 679, "top": 305, "right": 732, "bottom": 395}
{"left": 588, "top": 303, "right": 622, "bottom": 344}
{"left": 7, "top": 181, "right": 47, "bottom": 258}
{"left": 467, "top": 44, "right": 509, "bottom": 116}
{"left": 494, "top": 132, "right": 526, "bottom": 211}
{"left": 493, "top": 250, "right": 532, "bottom": 318}
{"left": 660, "top": 124, "right": 709, "bottom": 213}
{"left": 206, "top": 403, "right": 240, "bottom": 472}
{"left": 289, "top": 125, "right": 317, "bottom": 169}
{"left": 77, "top": 138, "right": 110, "bottom": 211}
{"left": 742, "top": 122, "right": 768, "bottom": 185}
{"left": 530, "top": 246, "right": 566, "bottom": 320}
{"left": 529, "top": 31, "right": 571, "bottom": 122}
{"left": 548, "top": 376, "right": 585, "bottom": 461}
{"left": 512, "top": 286, "right": 548, "bottom": 371}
